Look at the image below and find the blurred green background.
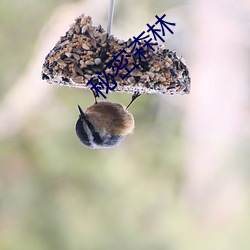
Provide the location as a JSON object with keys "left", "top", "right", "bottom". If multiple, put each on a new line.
{"left": 1, "top": 0, "right": 250, "bottom": 249}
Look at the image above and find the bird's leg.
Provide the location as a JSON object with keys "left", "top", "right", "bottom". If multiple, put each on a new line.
{"left": 126, "top": 91, "right": 141, "bottom": 110}
{"left": 91, "top": 89, "right": 98, "bottom": 104}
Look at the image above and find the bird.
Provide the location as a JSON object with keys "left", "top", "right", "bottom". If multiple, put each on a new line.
{"left": 75, "top": 92, "right": 140, "bottom": 149}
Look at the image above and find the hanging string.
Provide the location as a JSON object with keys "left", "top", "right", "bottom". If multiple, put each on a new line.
{"left": 107, "top": 0, "right": 115, "bottom": 34}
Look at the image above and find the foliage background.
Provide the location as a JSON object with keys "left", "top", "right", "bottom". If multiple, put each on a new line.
{"left": 1, "top": 0, "right": 250, "bottom": 249}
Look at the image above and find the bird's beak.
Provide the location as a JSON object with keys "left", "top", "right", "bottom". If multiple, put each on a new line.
{"left": 77, "top": 105, "right": 86, "bottom": 119}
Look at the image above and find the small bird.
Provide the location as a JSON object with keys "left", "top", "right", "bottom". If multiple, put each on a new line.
{"left": 75, "top": 92, "right": 140, "bottom": 149}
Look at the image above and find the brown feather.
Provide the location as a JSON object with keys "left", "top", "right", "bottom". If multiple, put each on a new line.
{"left": 85, "top": 102, "right": 134, "bottom": 135}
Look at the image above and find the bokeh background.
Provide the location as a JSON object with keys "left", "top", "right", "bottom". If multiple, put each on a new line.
{"left": 1, "top": 0, "right": 250, "bottom": 249}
